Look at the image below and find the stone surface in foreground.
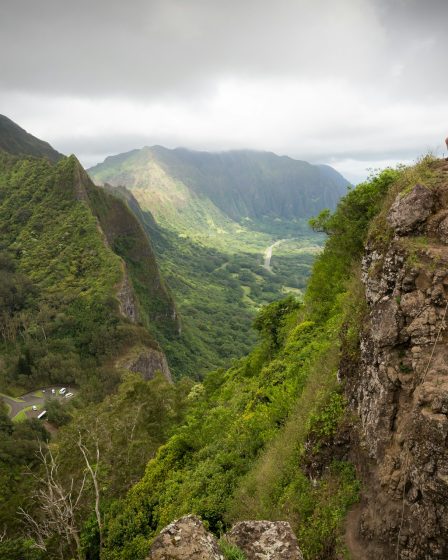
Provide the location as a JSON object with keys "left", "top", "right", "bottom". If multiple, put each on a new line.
{"left": 147, "top": 514, "right": 223, "bottom": 560}
{"left": 227, "top": 520, "right": 304, "bottom": 560}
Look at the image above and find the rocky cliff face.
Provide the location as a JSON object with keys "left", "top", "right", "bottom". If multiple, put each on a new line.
{"left": 346, "top": 161, "right": 448, "bottom": 559}
{"left": 119, "top": 345, "right": 172, "bottom": 383}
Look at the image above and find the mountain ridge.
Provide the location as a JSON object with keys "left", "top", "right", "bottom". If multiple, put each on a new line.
{"left": 0, "top": 114, "right": 62, "bottom": 162}
{"left": 88, "top": 145, "right": 350, "bottom": 239}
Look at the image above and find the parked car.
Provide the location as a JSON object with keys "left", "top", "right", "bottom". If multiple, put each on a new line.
{"left": 37, "top": 410, "right": 47, "bottom": 419}
{"left": 59, "top": 388, "right": 67, "bottom": 395}
{"left": 51, "top": 388, "right": 55, "bottom": 394}
{"left": 65, "top": 392, "right": 73, "bottom": 398}
{"left": 32, "top": 405, "right": 37, "bottom": 411}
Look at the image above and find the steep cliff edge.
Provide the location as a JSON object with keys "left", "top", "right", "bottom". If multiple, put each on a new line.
{"left": 345, "top": 159, "right": 448, "bottom": 559}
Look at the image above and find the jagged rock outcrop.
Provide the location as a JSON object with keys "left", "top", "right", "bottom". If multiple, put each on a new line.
{"left": 147, "top": 515, "right": 223, "bottom": 560}
{"left": 226, "top": 521, "right": 304, "bottom": 560}
{"left": 120, "top": 345, "right": 172, "bottom": 383}
{"left": 346, "top": 163, "right": 448, "bottom": 559}
{"left": 387, "top": 183, "right": 435, "bottom": 234}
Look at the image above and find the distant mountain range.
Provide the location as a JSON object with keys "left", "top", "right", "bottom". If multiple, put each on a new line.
{"left": 89, "top": 146, "right": 349, "bottom": 236}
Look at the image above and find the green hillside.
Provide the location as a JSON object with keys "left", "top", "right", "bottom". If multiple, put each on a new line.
{"left": 0, "top": 150, "right": 179, "bottom": 395}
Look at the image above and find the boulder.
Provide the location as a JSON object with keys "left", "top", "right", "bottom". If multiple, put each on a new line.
{"left": 147, "top": 515, "right": 223, "bottom": 560}
{"left": 387, "top": 183, "right": 434, "bottom": 234}
{"left": 226, "top": 520, "right": 304, "bottom": 560}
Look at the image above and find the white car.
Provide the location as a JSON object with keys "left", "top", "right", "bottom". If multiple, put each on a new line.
{"left": 32, "top": 405, "right": 37, "bottom": 411}
{"left": 51, "top": 388, "right": 55, "bottom": 394}
{"left": 59, "top": 388, "right": 67, "bottom": 395}
{"left": 65, "top": 392, "right": 73, "bottom": 398}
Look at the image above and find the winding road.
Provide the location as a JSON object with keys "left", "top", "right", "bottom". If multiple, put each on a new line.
{"left": 263, "top": 240, "right": 285, "bottom": 272}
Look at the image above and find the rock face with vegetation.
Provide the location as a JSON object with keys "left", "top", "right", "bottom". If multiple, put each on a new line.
{"left": 0, "top": 147, "right": 177, "bottom": 393}
{"left": 119, "top": 346, "right": 172, "bottom": 382}
{"left": 345, "top": 162, "right": 448, "bottom": 559}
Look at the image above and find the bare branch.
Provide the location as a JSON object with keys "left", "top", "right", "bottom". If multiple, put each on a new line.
{"left": 18, "top": 443, "right": 86, "bottom": 560}
{"left": 78, "top": 433, "right": 103, "bottom": 549}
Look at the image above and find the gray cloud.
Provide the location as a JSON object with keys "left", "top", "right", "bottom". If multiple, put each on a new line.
{"left": 1, "top": 0, "right": 448, "bottom": 182}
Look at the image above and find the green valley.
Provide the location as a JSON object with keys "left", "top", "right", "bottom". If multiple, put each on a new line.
{"left": 88, "top": 146, "right": 346, "bottom": 375}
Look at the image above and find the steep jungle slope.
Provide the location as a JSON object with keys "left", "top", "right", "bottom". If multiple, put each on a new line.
{"left": 88, "top": 146, "right": 349, "bottom": 240}
{"left": 100, "top": 162, "right": 405, "bottom": 560}
{"left": 101, "top": 184, "right": 259, "bottom": 377}
{"left": 0, "top": 148, "right": 177, "bottom": 396}
{"left": 0, "top": 114, "right": 62, "bottom": 162}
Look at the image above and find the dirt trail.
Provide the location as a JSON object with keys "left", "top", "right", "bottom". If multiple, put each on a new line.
{"left": 344, "top": 504, "right": 365, "bottom": 560}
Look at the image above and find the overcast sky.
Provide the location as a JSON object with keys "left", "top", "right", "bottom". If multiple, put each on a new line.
{"left": 1, "top": 0, "right": 447, "bottom": 182}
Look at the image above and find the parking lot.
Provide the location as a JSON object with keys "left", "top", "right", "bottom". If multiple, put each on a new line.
{"left": 1, "top": 386, "right": 77, "bottom": 422}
